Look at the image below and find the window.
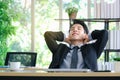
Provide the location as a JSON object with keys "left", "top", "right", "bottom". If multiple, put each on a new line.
{"left": 8, "top": 0, "right": 31, "bottom": 52}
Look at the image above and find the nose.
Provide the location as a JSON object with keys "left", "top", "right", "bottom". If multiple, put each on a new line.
{"left": 73, "top": 28, "right": 78, "bottom": 32}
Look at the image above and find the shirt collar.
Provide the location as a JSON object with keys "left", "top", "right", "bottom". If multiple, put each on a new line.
{"left": 60, "top": 42, "right": 84, "bottom": 49}
{"left": 70, "top": 44, "right": 84, "bottom": 49}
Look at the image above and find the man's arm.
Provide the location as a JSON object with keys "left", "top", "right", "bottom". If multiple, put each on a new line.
{"left": 44, "top": 31, "right": 64, "bottom": 54}
{"left": 91, "top": 30, "right": 108, "bottom": 58}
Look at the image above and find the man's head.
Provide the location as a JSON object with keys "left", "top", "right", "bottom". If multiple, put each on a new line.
{"left": 69, "top": 20, "right": 89, "bottom": 41}
{"left": 70, "top": 20, "right": 89, "bottom": 34}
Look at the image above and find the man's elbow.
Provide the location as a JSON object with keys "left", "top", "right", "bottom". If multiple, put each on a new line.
{"left": 44, "top": 31, "right": 51, "bottom": 38}
{"left": 103, "top": 30, "right": 108, "bottom": 40}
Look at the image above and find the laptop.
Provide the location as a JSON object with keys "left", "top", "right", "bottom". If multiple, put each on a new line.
{"left": 41, "top": 69, "right": 91, "bottom": 72}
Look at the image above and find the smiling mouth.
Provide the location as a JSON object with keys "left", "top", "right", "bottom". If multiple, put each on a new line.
{"left": 72, "top": 33, "right": 78, "bottom": 35}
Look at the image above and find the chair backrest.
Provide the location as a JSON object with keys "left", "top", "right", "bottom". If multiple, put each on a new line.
{"left": 5, "top": 52, "right": 37, "bottom": 67}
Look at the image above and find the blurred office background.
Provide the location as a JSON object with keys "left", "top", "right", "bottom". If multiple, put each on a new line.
{"left": 0, "top": 0, "right": 120, "bottom": 68}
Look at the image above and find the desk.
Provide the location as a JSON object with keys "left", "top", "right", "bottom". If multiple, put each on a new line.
{"left": 0, "top": 67, "right": 120, "bottom": 80}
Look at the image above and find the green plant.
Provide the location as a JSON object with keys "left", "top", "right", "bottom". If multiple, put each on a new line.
{"left": 113, "top": 57, "right": 120, "bottom": 61}
{"left": 0, "top": 0, "right": 16, "bottom": 65}
{"left": 65, "top": 7, "right": 78, "bottom": 16}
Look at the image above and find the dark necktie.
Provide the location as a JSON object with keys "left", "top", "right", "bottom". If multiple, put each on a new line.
{"left": 70, "top": 46, "right": 79, "bottom": 68}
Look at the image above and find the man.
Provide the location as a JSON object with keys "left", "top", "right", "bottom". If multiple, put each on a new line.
{"left": 44, "top": 20, "right": 108, "bottom": 71}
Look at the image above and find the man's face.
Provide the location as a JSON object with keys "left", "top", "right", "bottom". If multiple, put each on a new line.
{"left": 69, "top": 24, "right": 85, "bottom": 41}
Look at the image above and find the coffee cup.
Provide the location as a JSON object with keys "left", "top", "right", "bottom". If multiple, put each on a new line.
{"left": 9, "top": 62, "right": 21, "bottom": 70}
{"left": 114, "top": 62, "right": 120, "bottom": 72}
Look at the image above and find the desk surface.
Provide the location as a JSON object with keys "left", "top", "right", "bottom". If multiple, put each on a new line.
{"left": 0, "top": 67, "right": 120, "bottom": 77}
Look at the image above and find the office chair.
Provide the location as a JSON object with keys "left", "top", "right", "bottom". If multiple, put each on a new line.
{"left": 4, "top": 52, "right": 37, "bottom": 67}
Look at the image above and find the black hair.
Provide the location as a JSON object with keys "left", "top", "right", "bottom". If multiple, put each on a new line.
{"left": 70, "top": 19, "right": 89, "bottom": 34}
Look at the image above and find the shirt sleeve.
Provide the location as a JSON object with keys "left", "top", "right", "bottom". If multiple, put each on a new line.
{"left": 63, "top": 33, "right": 66, "bottom": 41}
